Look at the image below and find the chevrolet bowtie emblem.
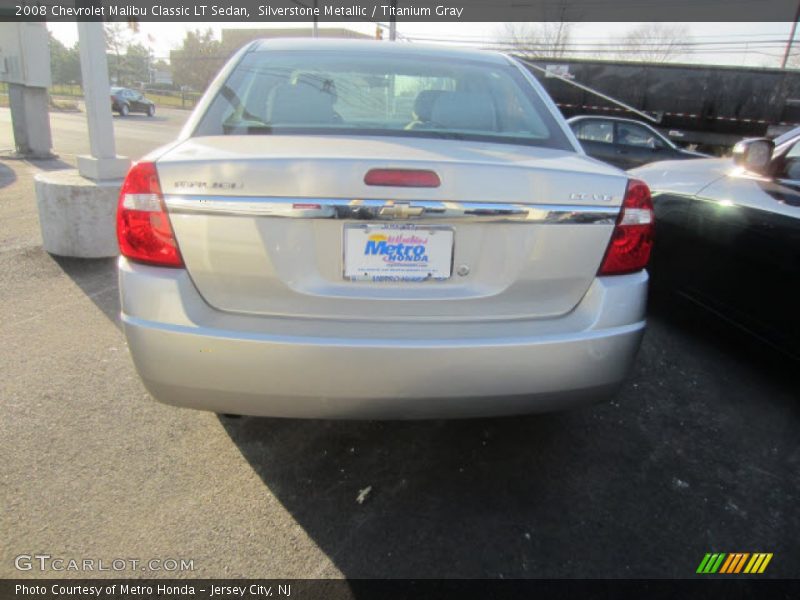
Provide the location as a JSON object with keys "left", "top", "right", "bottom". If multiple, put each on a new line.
{"left": 379, "top": 202, "right": 425, "bottom": 219}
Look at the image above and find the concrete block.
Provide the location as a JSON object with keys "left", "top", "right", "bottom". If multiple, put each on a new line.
{"left": 34, "top": 169, "right": 122, "bottom": 258}
{"left": 77, "top": 155, "right": 131, "bottom": 181}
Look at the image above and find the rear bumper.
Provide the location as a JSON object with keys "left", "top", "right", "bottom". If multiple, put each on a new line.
{"left": 119, "top": 258, "right": 647, "bottom": 419}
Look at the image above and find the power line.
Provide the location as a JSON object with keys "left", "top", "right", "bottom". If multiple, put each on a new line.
{"left": 407, "top": 35, "right": 796, "bottom": 49}
{"left": 402, "top": 30, "right": 792, "bottom": 43}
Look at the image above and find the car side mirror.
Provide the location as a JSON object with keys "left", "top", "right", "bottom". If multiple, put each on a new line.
{"left": 732, "top": 138, "right": 774, "bottom": 174}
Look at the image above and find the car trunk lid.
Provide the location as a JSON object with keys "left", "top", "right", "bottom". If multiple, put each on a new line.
{"left": 157, "top": 135, "right": 626, "bottom": 321}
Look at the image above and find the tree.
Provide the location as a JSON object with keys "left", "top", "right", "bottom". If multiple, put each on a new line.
{"left": 617, "top": 24, "right": 691, "bottom": 63}
{"left": 498, "top": 22, "right": 574, "bottom": 59}
{"left": 48, "top": 32, "right": 81, "bottom": 85}
{"left": 105, "top": 23, "right": 132, "bottom": 84}
{"left": 103, "top": 24, "right": 153, "bottom": 86}
{"left": 123, "top": 43, "right": 152, "bottom": 85}
{"left": 170, "top": 29, "right": 225, "bottom": 92}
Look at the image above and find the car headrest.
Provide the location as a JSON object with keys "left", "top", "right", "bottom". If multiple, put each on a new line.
{"left": 293, "top": 73, "right": 337, "bottom": 102}
{"left": 267, "top": 83, "right": 337, "bottom": 125}
{"left": 412, "top": 90, "right": 445, "bottom": 122}
{"left": 430, "top": 92, "right": 496, "bottom": 131}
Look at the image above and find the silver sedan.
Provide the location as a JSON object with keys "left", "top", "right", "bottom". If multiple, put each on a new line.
{"left": 117, "top": 40, "right": 653, "bottom": 418}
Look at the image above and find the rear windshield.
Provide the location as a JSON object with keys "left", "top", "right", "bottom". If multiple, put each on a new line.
{"left": 193, "top": 49, "right": 572, "bottom": 150}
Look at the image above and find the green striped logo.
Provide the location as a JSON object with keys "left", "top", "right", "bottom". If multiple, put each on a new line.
{"left": 697, "top": 553, "right": 773, "bottom": 574}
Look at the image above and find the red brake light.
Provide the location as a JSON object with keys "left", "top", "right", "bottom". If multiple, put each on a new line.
{"left": 116, "top": 161, "right": 183, "bottom": 267}
{"left": 364, "top": 168, "right": 440, "bottom": 188}
{"left": 598, "top": 179, "right": 654, "bottom": 276}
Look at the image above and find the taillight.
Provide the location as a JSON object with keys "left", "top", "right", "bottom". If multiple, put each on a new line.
{"left": 116, "top": 161, "right": 183, "bottom": 267}
{"left": 364, "top": 168, "right": 440, "bottom": 187}
{"left": 598, "top": 179, "right": 654, "bottom": 276}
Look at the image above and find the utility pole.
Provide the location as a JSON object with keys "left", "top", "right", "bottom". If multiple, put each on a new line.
{"left": 312, "top": 0, "right": 318, "bottom": 38}
{"left": 389, "top": 0, "right": 397, "bottom": 41}
{"left": 781, "top": 1, "right": 800, "bottom": 69}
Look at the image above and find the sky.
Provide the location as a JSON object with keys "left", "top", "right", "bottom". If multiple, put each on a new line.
{"left": 46, "top": 21, "right": 799, "bottom": 69}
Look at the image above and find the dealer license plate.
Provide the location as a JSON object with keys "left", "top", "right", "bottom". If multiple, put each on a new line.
{"left": 343, "top": 224, "right": 454, "bottom": 282}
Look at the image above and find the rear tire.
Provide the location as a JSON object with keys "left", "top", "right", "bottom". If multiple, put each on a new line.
{"left": 120, "top": 104, "right": 129, "bottom": 117}
{"left": 147, "top": 105, "right": 155, "bottom": 117}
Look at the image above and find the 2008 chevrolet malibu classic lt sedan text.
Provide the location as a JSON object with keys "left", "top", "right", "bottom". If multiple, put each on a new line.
{"left": 117, "top": 40, "right": 653, "bottom": 419}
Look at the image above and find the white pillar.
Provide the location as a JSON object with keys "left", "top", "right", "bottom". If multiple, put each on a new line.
{"left": 33, "top": 21, "right": 130, "bottom": 258}
{"left": 8, "top": 84, "right": 53, "bottom": 158}
{"left": 76, "top": 21, "right": 129, "bottom": 180}
{"left": 0, "top": 22, "right": 54, "bottom": 158}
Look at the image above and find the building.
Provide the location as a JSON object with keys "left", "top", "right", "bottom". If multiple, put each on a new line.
{"left": 149, "top": 69, "right": 172, "bottom": 85}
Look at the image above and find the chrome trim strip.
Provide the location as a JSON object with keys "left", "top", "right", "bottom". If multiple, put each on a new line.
{"left": 164, "top": 195, "right": 618, "bottom": 224}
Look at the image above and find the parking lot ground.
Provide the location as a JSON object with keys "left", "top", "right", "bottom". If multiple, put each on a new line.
{"left": 1, "top": 119, "right": 799, "bottom": 578}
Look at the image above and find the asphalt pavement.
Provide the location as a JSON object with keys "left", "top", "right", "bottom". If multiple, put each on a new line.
{"left": 1, "top": 107, "right": 798, "bottom": 579}
{"left": 0, "top": 106, "right": 186, "bottom": 163}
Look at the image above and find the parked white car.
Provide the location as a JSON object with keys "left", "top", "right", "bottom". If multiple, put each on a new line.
{"left": 117, "top": 40, "right": 653, "bottom": 418}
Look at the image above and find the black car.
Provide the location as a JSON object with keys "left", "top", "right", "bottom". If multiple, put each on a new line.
{"left": 632, "top": 128, "right": 800, "bottom": 361}
{"left": 568, "top": 116, "right": 706, "bottom": 169}
{"left": 110, "top": 87, "right": 156, "bottom": 117}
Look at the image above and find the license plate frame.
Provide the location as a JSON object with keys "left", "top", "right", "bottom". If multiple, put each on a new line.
{"left": 343, "top": 223, "right": 454, "bottom": 282}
